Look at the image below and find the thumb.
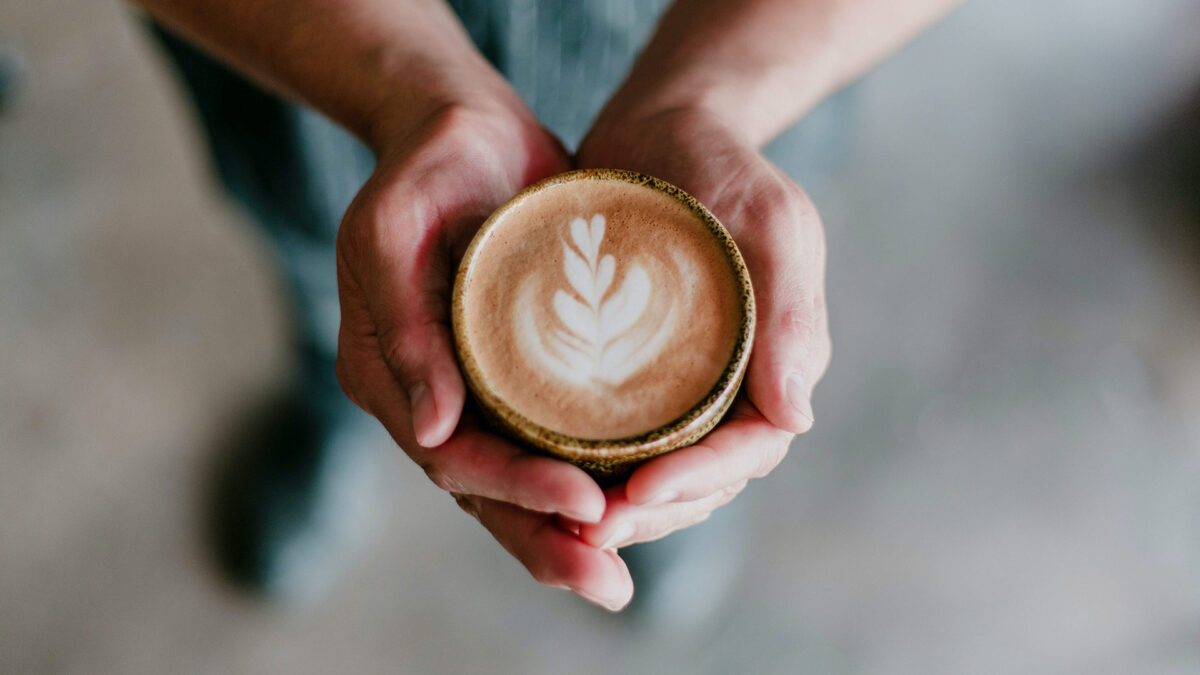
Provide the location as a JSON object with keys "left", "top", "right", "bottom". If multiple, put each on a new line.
{"left": 377, "top": 303, "right": 465, "bottom": 449}
{"left": 744, "top": 291, "right": 829, "bottom": 434}
{"left": 337, "top": 195, "right": 466, "bottom": 449}
{"left": 740, "top": 197, "right": 830, "bottom": 435}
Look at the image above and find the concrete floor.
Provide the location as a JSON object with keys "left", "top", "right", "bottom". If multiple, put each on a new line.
{"left": 3, "top": 1, "right": 1200, "bottom": 673}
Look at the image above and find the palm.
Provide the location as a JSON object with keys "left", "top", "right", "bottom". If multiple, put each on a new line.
{"left": 573, "top": 107, "right": 831, "bottom": 549}
{"left": 335, "top": 108, "right": 634, "bottom": 610}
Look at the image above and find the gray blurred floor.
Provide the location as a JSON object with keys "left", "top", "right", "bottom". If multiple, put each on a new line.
{"left": 3, "top": 1, "right": 1200, "bottom": 673}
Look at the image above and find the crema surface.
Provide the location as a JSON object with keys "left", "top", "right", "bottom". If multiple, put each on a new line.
{"left": 460, "top": 178, "right": 741, "bottom": 439}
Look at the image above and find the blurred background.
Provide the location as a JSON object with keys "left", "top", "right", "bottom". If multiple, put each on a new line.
{"left": 3, "top": 0, "right": 1200, "bottom": 673}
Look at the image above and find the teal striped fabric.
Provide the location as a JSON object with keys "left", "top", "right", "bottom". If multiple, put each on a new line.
{"left": 448, "top": 0, "right": 671, "bottom": 148}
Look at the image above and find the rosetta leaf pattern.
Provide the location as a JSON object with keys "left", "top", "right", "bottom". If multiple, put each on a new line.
{"left": 547, "top": 214, "right": 658, "bottom": 382}
{"left": 513, "top": 214, "right": 695, "bottom": 387}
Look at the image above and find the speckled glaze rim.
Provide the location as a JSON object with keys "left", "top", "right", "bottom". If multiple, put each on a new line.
{"left": 451, "top": 169, "right": 755, "bottom": 476}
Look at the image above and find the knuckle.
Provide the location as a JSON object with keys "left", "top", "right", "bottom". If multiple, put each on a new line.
{"left": 788, "top": 186, "right": 820, "bottom": 225}
{"left": 753, "top": 266, "right": 826, "bottom": 343}
{"left": 529, "top": 565, "right": 562, "bottom": 588}
{"left": 751, "top": 442, "right": 790, "bottom": 479}
{"left": 335, "top": 198, "right": 382, "bottom": 264}
{"left": 734, "top": 187, "right": 800, "bottom": 244}
{"left": 378, "top": 324, "right": 417, "bottom": 378}
{"left": 614, "top": 521, "right": 643, "bottom": 549}
{"left": 753, "top": 174, "right": 820, "bottom": 231}
{"left": 724, "top": 480, "right": 749, "bottom": 498}
{"left": 773, "top": 300, "right": 824, "bottom": 343}
{"left": 377, "top": 311, "right": 448, "bottom": 381}
{"left": 530, "top": 525, "right": 579, "bottom": 587}
{"left": 424, "top": 104, "right": 488, "bottom": 144}
{"left": 415, "top": 107, "right": 516, "bottom": 175}
{"left": 379, "top": 322, "right": 437, "bottom": 381}
{"left": 423, "top": 463, "right": 466, "bottom": 494}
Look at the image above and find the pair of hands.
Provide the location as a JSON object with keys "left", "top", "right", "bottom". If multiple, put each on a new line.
{"left": 335, "top": 99, "right": 830, "bottom": 611}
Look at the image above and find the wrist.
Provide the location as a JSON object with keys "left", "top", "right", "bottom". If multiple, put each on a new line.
{"left": 579, "top": 102, "right": 748, "bottom": 171}
{"left": 592, "top": 77, "right": 721, "bottom": 139}
{"left": 361, "top": 59, "right": 526, "bottom": 156}
{"left": 361, "top": 81, "right": 567, "bottom": 201}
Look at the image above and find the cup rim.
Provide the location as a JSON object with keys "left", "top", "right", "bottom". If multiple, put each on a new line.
{"left": 451, "top": 168, "right": 756, "bottom": 463}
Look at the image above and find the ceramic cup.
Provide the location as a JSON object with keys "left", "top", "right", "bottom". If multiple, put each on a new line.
{"left": 452, "top": 169, "right": 755, "bottom": 478}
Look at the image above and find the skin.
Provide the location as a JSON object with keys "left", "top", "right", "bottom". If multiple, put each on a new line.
{"left": 136, "top": 0, "right": 960, "bottom": 611}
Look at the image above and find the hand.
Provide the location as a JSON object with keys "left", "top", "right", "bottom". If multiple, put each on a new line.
{"left": 336, "top": 101, "right": 633, "bottom": 610}
{"left": 574, "top": 105, "right": 832, "bottom": 549}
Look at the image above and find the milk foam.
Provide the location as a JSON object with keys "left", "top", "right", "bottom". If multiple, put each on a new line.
{"left": 514, "top": 214, "right": 697, "bottom": 387}
{"left": 461, "top": 178, "right": 741, "bottom": 439}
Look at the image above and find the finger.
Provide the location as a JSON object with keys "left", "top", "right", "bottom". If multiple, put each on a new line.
{"left": 338, "top": 299, "right": 607, "bottom": 523}
{"left": 737, "top": 181, "right": 831, "bottom": 434}
{"left": 337, "top": 185, "right": 465, "bottom": 450}
{"left": 419, "top": 426, "right": 607, "bottom": 523}
{"left": 462, "top": 495, "right": 634, "bottom": 611}
{"left": 624, "top": 399, "right": 794, "bottom": 505}
{"left": 578, "top": 481, "right": 748, "bottom": 550}
{"left": 336, "top": 277, "right": 416, "bottom": 428}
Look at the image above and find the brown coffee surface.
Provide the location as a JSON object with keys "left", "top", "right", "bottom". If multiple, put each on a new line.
{"left": 460, "top": 178, "right": 742, "bottom": 439}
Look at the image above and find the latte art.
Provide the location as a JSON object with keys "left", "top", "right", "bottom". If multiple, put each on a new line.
{"left": 516, "top": 214, "right": 693, "bottom": 387}
{"left": 456, "top": 174, "right": 746, "bottom": 440}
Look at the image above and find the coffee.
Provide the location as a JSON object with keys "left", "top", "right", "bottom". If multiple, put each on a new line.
{"left": 454, "top": 170, "right": 753, "bottom": 474}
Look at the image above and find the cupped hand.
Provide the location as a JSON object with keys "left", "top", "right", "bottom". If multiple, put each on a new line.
{"left": 574, "top": 106, "right": 832, "bottom": 550}
{"left": 336, "top": 102, "right": 632, "bottom": 610}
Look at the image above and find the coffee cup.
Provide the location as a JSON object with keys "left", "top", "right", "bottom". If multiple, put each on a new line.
{"left": 452, "top": 169, "right": 754, "bottom": 478}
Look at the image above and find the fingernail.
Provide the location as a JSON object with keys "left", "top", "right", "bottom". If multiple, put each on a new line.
{"left": 409, "top": 382, "right": 437, "bottom": 446}
{"left": 642, "top": 490, "right": 678, "bottom": 507}
{"left": 570, "top": 586, "right": 625, "bottom": 612}
{"left": 786, "top": 372, "right": 815, "bottom": 425}
{"left": 598, "top": 522, "right": 635, "bottom": 551}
